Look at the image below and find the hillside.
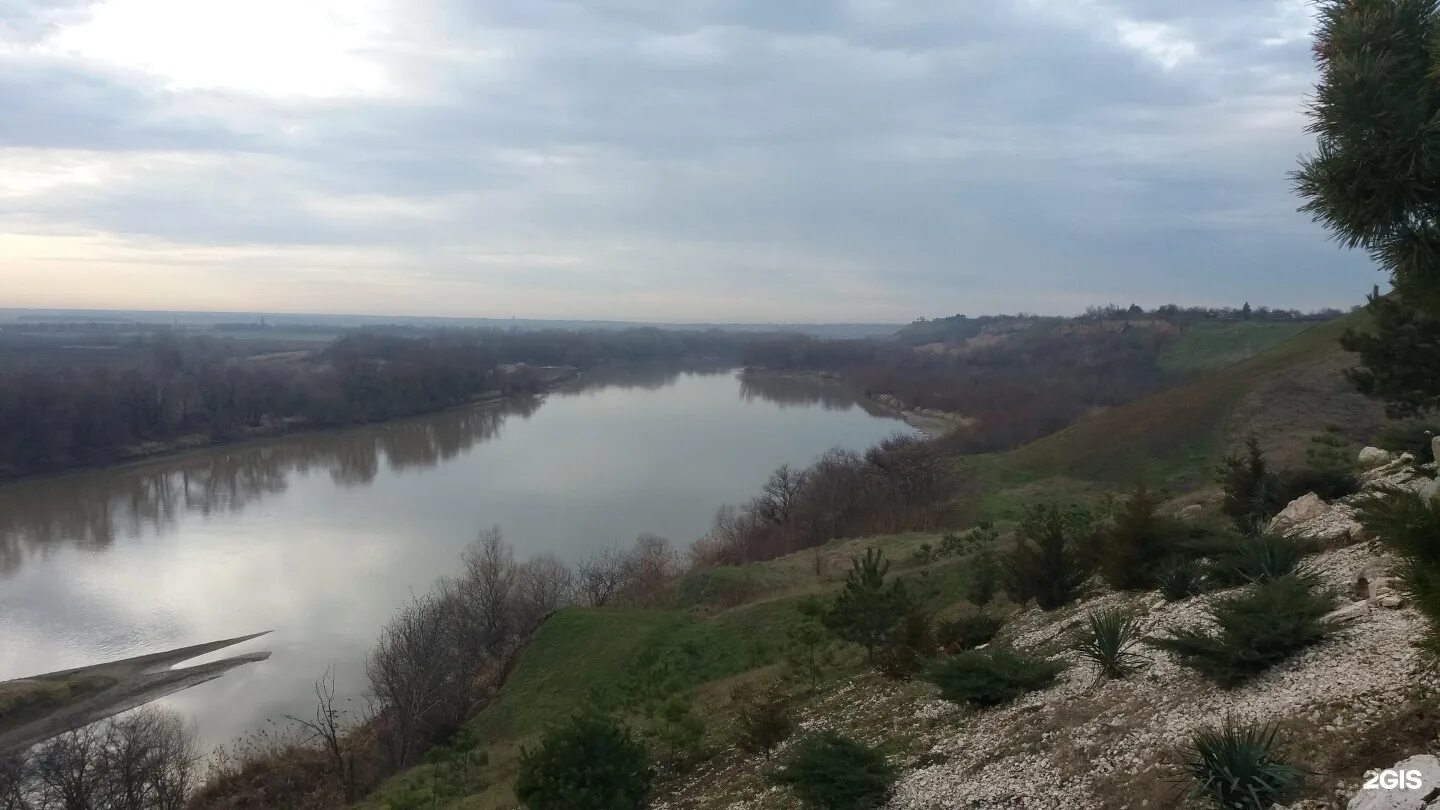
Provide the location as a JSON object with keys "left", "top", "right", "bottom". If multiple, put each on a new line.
{"left": 975, "top": 314, "right": 1385, "bottom": 494}
{"left": 345, "top": 313, "right": 1429, "bottom": 810}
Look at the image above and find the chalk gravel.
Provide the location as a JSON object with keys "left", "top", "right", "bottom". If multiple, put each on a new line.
{"left": 888, "top": 543, "right": 1433, "bottom": 809}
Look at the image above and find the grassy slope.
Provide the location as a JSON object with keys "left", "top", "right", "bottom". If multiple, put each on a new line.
{"left": 368, "top": 317, "right": 1374, "bottom": 808}
{"left": 367, "top": 533, "right": 971, "bottom": 808}
{"left": 1157, "top": 321, "right": 1314, "bottom": 375}
{"left": 974, "top": 315, "right": 1359, "bottom": 494}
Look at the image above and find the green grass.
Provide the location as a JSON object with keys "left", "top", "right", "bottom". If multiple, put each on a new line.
{"left": 978, "top": 315, "right": 1359, "bottom": 491}
{"left": 1159, "top": 321, "right": 1316, "bottom": 375}
{"left": 367, "top": 531, "right": 988, "bottom": 809}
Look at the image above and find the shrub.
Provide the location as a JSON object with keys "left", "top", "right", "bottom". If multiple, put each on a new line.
{"left": 966, "top": 547, "right": 1001, "bottom": 607}
{"left": 1100, "top": 482, "right": 1187, "bottom": 590}
{"left": 1071, "top": 608, "right": 1147, "bottom": 679}
{"left": 910, "top": 543, "right": 935, "bottom": 565}
{"left": 928, "top": 647, "right": 1065, "bottom": 707}
{"left": 1356, "top": 491, "right": 1440, "bottom": 653}
{"left": 731, "top": 683, "right": 794, "bottom": 761}
{"left": 1184, "top": 720, "right": 1301, "bottom": 809}
{"left": 823, "top": 549, "right": 913, "bottom": 662}
{"left": 645, "top": 695, "right": 707, "bottom": 775}
{"left": 938, "top": 531, "right": 967, "bottom": 557}
{"left": 770, "top": 732, "right": 895, "bottom": 810}
{"left": 515, "top": 712, "right": 652, "bottom": 810}
{"left": 1148, "top": 576, "right": 1336, "bottom": 686}
{"left": 1216, "top": 438, "right": 1282, "bottom": 532}
{"left": 1156, "top": 559, "right": 1203, "bottom": 601}
{"left": 784, "top": 610, "right": 836, "bottom": 692}
{"left": 1001, "top": 504, "right": 1094, "bottom": 611}
{"left": 935, "top": 612, "right": 1004, "bottom": 651}
{"left": 874, "top": 609, "right": 937, "bottom": 679}
{"left": 1208, "top": 534, "right": 1311, "bottom": 588}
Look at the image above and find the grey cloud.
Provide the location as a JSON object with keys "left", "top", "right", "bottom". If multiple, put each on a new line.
{"left": 0, "top": 0, "right": 1375, "bottom": 318}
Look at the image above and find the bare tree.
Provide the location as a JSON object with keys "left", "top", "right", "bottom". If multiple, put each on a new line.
{"left": 756, "top": 464, "right": 807, "bottom": 525}
{"left": 366, "top": 592, "right": 463, "bottom": 767}
{"left": 285, "top": 667, "right": 363, "bottom": 802}
{"left": 575, "top": 546, "right": 633, "bottom": 607}
{"left": 32, "top": 722, "right": 103, "bottom": 810}
{"left": 514, "top": 554, "right": 575, "bottom": 627}
{"left": 98, "top": 709, "right": 197, "bottom": 810}
{"left": 456, "top": 526, "right": 518, "bottom": 653}
{"left": 24, "top": 708, "right": 197, "bottom": 810}
{"left": 0, "top": 753, "right": 31, "bottom": 810}
{"left": 619, "top": 534, "right": 677, "bottom": 607}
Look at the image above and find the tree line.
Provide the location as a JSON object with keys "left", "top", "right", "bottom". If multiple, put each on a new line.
{"left": 742, "top": 322, "right": 1173, "bottom": 453}
{"left": 0, "top": 327, "right": 755, "bottom": 478}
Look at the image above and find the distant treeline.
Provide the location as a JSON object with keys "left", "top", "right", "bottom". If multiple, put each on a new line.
{"left": 896, "top": 303, "right": 1346, "bottom": 347}
{"left": 743, "top": 325, "right": 1175, "bottom": 453}
{"left": 0, "top": 328, "right": 751, "bottom": 478}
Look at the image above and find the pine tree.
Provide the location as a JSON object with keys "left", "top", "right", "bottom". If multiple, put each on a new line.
{"left": 1001, "top": 504, "right": 1093, "bottom": 610}
{"left": 821, "top": 548, "right": 913, "bottom": 662}
{"left": 1294, "top": 0, "right": 1440, "bottom": 414}
{"left": 1216, "top": 437, "right": 1281, "bottom": 532}
{"left": 515, "top": 712, "right": 653, "bottom": 810}
{"left": 731, "top": 682, "right": 793, "bottom": 761}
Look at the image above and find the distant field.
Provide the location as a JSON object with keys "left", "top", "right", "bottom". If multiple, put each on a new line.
{"left": 1158, "top": 321, "right": 1315, "bottom": 375}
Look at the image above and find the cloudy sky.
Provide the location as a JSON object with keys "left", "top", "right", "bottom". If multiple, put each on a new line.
{"left": 0, "top": 0, "right": 1376, "bottom": 322}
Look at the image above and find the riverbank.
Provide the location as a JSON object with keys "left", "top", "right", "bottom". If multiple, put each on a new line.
{"left": 740, "top": 367, "right": 971, "bottom": 438}
{"left": 0, "top": 367, "right": 579, "bottom": 486}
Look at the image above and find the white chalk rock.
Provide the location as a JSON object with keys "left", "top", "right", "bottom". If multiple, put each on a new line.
{"left": 1360, "top": 446, "right": 1397, "bottom": 469}
{"left": 1268, "top": 492, "right": 1364, "bottom": 547}
{"left": 1346, "top": 754, "right": 1440, "bottom": 809}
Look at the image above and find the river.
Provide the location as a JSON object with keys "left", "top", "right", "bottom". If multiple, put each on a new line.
{"left": 0, "top": 366, "right": 912, "bottom": 750}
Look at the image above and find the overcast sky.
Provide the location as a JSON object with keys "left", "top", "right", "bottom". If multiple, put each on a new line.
{"left": 0, "top": 0, "right": 1377, "bottom": 322}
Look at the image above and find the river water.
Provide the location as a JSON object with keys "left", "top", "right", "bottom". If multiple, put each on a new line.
{"left": 0, "top": 367, "right": 912, "bottom": 750}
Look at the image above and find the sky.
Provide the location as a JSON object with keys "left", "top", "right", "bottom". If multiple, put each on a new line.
{"left": 0, "top": 0, "right": 1378, "bottom": 322}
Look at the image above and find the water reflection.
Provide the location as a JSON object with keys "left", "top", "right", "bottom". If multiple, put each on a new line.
{"left": 738, "top": 371, "right": 893, "bottom": 417}
{"left": 0, "top": 396, "right": 541, "bottom": 577}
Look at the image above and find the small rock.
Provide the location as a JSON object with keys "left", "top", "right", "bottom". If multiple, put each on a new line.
{"left": 1378, "top": 595, "right": 1405, "bottom": 609}
{"left": 1432, "top": 435, "right": 1440, "bottom": 466}
{"left": 1360, "top": 446, "right": 1396, "bottom": 469}
{"left": 1325, "top": 601, "right": 1370, "bottom": 624}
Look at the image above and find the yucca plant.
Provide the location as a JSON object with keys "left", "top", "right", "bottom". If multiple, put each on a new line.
{"left": 1356, "top": 490, "right": 1440, "bottom": 653}
{"left": 1208, "top": 533, "right": 1311, "bottom": 588}
{"left": 1156, "top": 559, "right": 1203, "bottom": 601}
{"left": 1184, "top": 720, "right": 1301, "bottom": 809}
{"left": 1071, "top": 608, "right": 1147, "bottom": 679}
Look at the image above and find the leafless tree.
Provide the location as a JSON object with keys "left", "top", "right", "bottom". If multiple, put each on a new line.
{"left": 0, "top": 753, "right": 31, "bottom": 810}
{"left": 366, "top": 592, "right": 463, "bottom": 767}
{"left": 756, "top": 464, "right": 807, "bottom": 525}
{"left": 24, "top": 708, "right": 197, "bottom": 810}
{"left": 285, "top": 667, "right": 363, "bottom": 802}
{"left": 98, "top": 709, "right": 197, "bottom": 810}
{"left": 575, "top": 545, "right": 633, "bottom": 607}
{"left": 31, "top": 722, "right": 103, "bottom": 810}
{"left": 452, "top": 526, "right": 519, "bottom": 662}
{"left": 619, "top": 534, "right": 677, "bottom": 606}
{"left": 514, "top": 554, "right": 575, "bottom": 626}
